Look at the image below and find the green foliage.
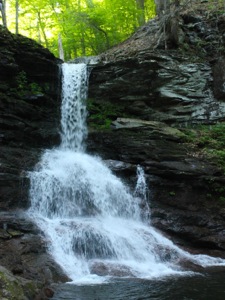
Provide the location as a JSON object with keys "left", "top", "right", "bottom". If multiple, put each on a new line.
{"left": 183, "top": 123, "right": 225, "bottom": 173}
{"left": 205, "top": 180, "right": 225, "bottom": 203}
{"left": 183, "top": 122, "right": 225, "bottom": 203}
{"left": 0, "top": 266, "right": 38, "bottom": 300}
{"left": 0, "top": 269, "right": 25, "bottom": 300}
{"left": 207, "top": 0, "right": 225, "bottom": 13}
{"left": 197, "top": 124, "right": 225, "bottom": 168}
{"left": 16, "top": 71, "right": 27, "bottom": 91}
{"left": 87, "top": 99, "right": 133, "bottom": 129}
{"left": 87, "top": 99, "right": 119, "bottom": 129}
{"left": 219, "top": 196, "right": 225, "bottom": 202}
{"left": 16, "top": 71, "right": 42, "bottom": 97}
{"left": 169, "top": 191, "right": 176, "bottom": 196}
{"left": 6, "top": 0, "right": 156, "bottom": 60}
{"left": 29, "top": 82, "right": 43, "bottom": 94}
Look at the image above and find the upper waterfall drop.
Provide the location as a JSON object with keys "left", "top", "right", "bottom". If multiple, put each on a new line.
{"left": 61, "top": 63, "right": 88, "bottom": 151}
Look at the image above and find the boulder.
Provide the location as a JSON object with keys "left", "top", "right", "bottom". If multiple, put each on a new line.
{"left": 89, "top": 261, "right": 134, "bottom": 277}
{"left": 0, "top": 212, "right": 69, "bottom": 283}
{"left": 0, "top": 264, "right": 38, "bottom": 300}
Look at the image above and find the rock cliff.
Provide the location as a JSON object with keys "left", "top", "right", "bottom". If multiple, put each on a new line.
{"left": 0, "top": 26, "right": 61, "bottom": 210}
{"left": 0, "top": 26, "right": 66, "bottom": 298}
{"left": 87, "top": 7, "right": 225, "bottom": 253}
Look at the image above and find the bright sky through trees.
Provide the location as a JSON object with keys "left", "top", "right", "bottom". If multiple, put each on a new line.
{"left": 3, "top": 0, "right": 156, "bottom": 60}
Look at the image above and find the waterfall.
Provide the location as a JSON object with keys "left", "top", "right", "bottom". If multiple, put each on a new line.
{"left": 61, "top": 63, "right": 88, "bottom": 151}
{"left": 28, "top": 63, "right": 225, "bottom": 284}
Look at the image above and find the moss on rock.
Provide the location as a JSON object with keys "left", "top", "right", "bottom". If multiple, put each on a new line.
{"left": 0, "top": 265, "right": 38, "bottom": 300}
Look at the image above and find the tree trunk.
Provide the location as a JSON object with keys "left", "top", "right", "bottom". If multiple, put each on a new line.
{"left": 78, "top": 0, "right": 86, "bottom": 56}
{"left": 36, "top": 15, "right": 41, "bottom": 44}
{"left": 1, "top": 0, "right": 7, "bottom": 27}
{"left": 15, "top": 0, "right": 19, "bottom": 34}
{"left": 58, "top": 33, "right": 65, "bottom": 61}
{"left": 136, "top": 0, "right": 145, "bottom": 26}
{"left": 154, "top": 0, "right": 170, "bottom": 17}
{"left": 167, "top": 0, "right": 180, "bottom": 47}
{"left": 37, "top": 12, "right": 49, "bottom": 48}
{"left": 154, "top": 1, "right": 180, "bottom": 49}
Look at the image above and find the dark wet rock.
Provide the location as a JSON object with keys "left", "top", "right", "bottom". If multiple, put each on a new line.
{"left": 103, "top": 159, "right": 136, "bottom": 177}
{"left": 0, "top": 212, "right": 69, "bottom": 299}
{"left": 34, "top": 286, "right": 55, "bottom": 300}
{"left": 0, "top": 264, "right": 38, "bottom": 300}
{"left": 0, "top": 26, "right": 61, "bottom": 210}
{"left": 177, "top": 259, "right": 205, "bottom": 273}
{"left": 6, "top": 229, "right": 24, "bottom": 238}
{"left": 213, "top": 57, "right": 225, "bottom": 100}
{"left": 0, "top": 229, "right": 12, "bottom": 239}
{"left": 0, "top": 212, "right": 69, "bottom": 284}
{"left": 89, "top": 10, "right": 225, "bottom": 126}
{"left": 87, "top": 118, "right": 225, "bottom": 252}
{"left": 88, "top": 121, "right": 196, "bottom": 171}
{"left": 0, "top": 27, "right": 66, "bottom": 297}
{"left": 90, "top": 261, "right": 134, "bottom": 277}
{"left": 89, "top": 54, "right": 225, "bottom": 126}
{"left": 87, "top": 11, "right": 225, "bottom": 253}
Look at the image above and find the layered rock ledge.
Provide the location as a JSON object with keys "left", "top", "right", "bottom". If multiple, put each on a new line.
{"left": 87, "top": 8, "right": 225, "bottom": 253}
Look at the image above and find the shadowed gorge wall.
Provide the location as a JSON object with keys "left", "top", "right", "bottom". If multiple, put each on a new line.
{"left": 0, "top": 26, "right": 61, "bottom": 210}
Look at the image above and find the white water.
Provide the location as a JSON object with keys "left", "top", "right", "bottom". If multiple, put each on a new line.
{"left": 61, "top": 63, "right": 88, "bottom": 151}
{"left": 28, "top": 63, "right": 225, "bottom": 284}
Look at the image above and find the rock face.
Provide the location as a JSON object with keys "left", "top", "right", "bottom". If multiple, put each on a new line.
{"left": 0, "top": 26, "right": 61, "bottom": 210}
{"left": 89, "top": 51, "right": 225, "bottom": 126}
{"left": 87, "top": 118, "right": 225, "bottom": 251}
{"left": 0, "top": 212, "right": 69, "bottom": 297}
{"left": 87, "top": 9, "right": 225, "bottom": 252}
{"left": 0, "top": 264, "right": 37, "bottom": 300}
{"left": 89, "top": 7, "right": 225, "bottom": 125}
{"left": 0, "top": 26, "right": 66, "bottom": 297}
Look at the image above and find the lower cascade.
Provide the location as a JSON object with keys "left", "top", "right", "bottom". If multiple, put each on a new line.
{"left": 28, "top": 63, "right": 225, "bottom": 284}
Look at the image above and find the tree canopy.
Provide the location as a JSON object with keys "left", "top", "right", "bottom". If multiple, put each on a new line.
{"left": 4, "top": 0, "right": 156, "bottom": 60}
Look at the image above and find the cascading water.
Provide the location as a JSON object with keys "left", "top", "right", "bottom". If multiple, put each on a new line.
{"left": 28, "top": 63, "right": 225, "bottom": 284}
{"left": 61, "top": 63, "right": 88, "bottom": 151}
